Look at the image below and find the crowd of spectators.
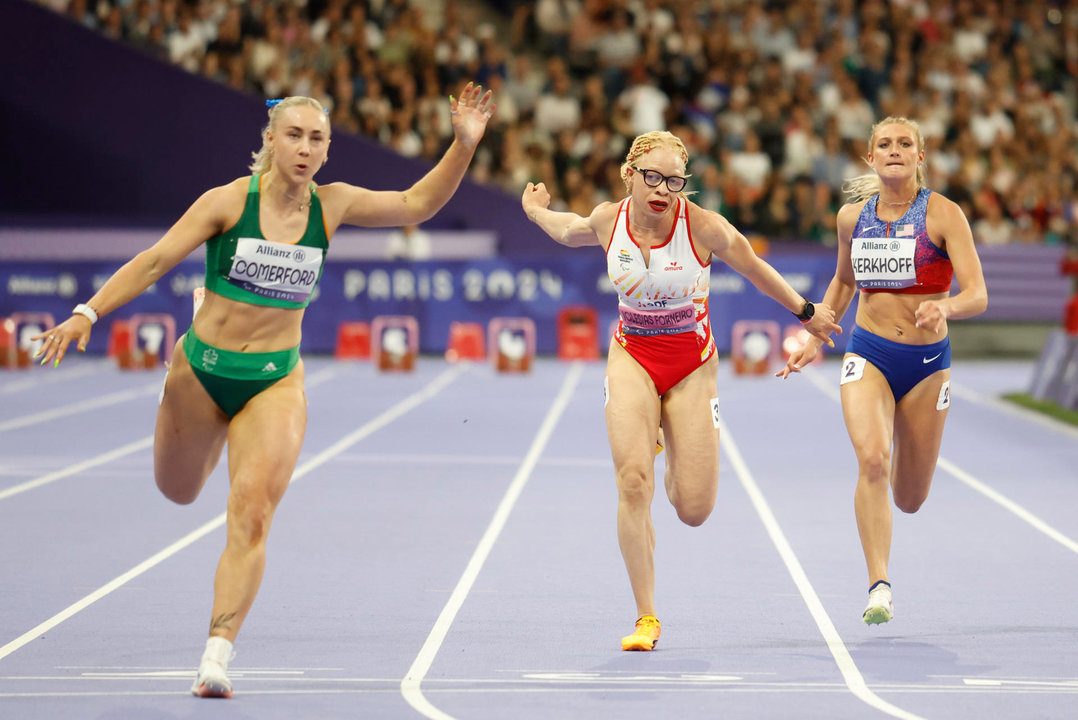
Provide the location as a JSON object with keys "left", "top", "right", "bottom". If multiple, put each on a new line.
{"left": 35, "top": 0, "right": 1078, "bottom": 246}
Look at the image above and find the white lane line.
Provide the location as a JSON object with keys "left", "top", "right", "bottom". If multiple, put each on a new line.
{"left": 0, "top": 519, "right": 226, "bottom": 663}
{"left": 339, "top": 453, "right": 523, "bottom": 465}
{"left": 950, "top": 382, "right": 1078, "bottom": 441}
{"left": 936, "top": 457, "right": 1078, "bottom": 555}
{"left": 802, "top": 366, "right": 1078, "bottom": 556}
{"left": 807, "top": 365, "right": 1078, "bottom": 441}
{"left": 334, "top": 453, "right": 609, "bottom": 468}
{"left": 0, "top": 436, "right": 154, "bottom": 502}
{"left": 401, "top": 362, "right": 584, "bottom": 720}
{"left": 0, "top": 383, "right": 160, "bottom": 433}
{"left": 304, "top": 364, "right": 350, "bottom": 389}
{"left": 0, "top": 367, "right": 357, "bottom": 502}
{"left": 0, "top": 361, "right": 116, "bottom": 395}
{"left": 0, "top": 364, "right": 466, "bottom": 663}
{"left": 802, "top": 364, "right": 841, "bottom": 401}
{"left": 719, "top": 411, "right": 927, "bottom": 720}
{"left": 5, "top": 678, "right": 1078, "bottom": 699}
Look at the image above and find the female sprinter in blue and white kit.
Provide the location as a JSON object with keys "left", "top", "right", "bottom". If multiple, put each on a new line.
{"left": 34, "top": 83, "right": 495, "bottom": 697}
{"left": 779, "top": 117, "right": 987, "bottom": 625}
{"left": 522, "top": 130, "right": 841, "bottom": 651}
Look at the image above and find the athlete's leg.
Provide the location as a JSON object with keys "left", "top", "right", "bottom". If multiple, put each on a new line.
{"left": 891, "top": 368, "right": 950, "bottom": 513}
{"left": 208, "top": 359, "right": 308, "bottom": 642}
{"left": 605, "top": 340, "right": 661, "bottom": 619}
{"left": 839, "top": 355, "right": 897, "bottom": 587}
{"left": 154, "top": 337, "right": 229, "bottom": 505}
{"left": 659, "top": 353, "right": 720, "bottom": 527}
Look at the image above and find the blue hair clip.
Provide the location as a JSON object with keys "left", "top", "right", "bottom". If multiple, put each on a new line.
{"left": 267, "top": 98, "right": 328, "bottom": 115}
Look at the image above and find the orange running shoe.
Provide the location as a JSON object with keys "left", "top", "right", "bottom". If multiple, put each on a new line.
{"left": 621, "top": 615, "right": 661, "bottom": 651}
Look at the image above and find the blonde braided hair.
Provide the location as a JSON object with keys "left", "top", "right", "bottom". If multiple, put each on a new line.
{"left": 619, "top": 131, "right": 690, "bottom": 195}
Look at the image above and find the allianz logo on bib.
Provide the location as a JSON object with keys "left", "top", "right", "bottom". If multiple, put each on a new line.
{"left": 254, "top": 244, "right": 294, "bottom": 259}
{"left": 859, "top": 240, "right": 895, "bottom": 251}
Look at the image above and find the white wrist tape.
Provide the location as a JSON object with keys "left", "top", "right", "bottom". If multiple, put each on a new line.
{"left": 72, "top": 303, "right": 99, "bottom": 324}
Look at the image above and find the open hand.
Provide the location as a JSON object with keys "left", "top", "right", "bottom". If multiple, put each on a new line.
{"left": 449, "top": 82, "right": 496, "bottom": 148}
{"left": 31, "top": 315, "right": 92, "bottom": 368}
{"left": 775, "top": 342, "right": 820, "bottom": 379}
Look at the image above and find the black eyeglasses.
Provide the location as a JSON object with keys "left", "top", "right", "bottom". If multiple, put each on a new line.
{"left": 631, "top": 166, "right": 689, "bottom": 193}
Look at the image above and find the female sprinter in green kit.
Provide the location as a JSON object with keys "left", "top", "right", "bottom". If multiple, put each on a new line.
{"left": 33, "top": 83, "right": 495, "bottom": 698}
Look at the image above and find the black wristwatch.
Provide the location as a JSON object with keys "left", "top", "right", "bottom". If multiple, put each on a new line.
{"left": 794, "top": 300, "right": 815, "bottom": 323}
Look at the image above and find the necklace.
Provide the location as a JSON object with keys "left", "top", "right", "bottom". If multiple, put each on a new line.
{"left": 266, "top": 176, "right": 310, "bottom": 211}
{"left": 879, "top": 192, "right": 917, "bottom": 207}
{"left": 281, "top": 192, "right": 310, "bottom": 212}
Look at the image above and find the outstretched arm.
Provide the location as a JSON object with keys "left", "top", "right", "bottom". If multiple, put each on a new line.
{"left": 693, "top": 207, "right": 841, "bottom": 345}
{"left": 33, "top": 184, "right": 234, "bottom": 366}
{"left": 777, "top": 203, "right": 860, "bottom": 378}
{"left": 521, "top": 182, "right": 606, "bottom": 248}
{"left": 329, "top": 82, "right": 496, "bottom": 229}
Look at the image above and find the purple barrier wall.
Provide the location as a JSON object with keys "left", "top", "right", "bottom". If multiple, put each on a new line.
{"left": 0, "top": 254, "right": 838, "bottom": 356}
{"left": 0, "top": 0, "right": 546, "bottom": 254}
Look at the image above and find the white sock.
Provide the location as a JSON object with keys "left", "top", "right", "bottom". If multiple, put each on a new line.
{"left": 201, "top": 636, "right": 234, "bottom": 669}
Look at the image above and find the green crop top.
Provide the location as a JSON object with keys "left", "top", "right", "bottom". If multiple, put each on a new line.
{"left": 203, "top": 174, "right": 330, "bottom": 309}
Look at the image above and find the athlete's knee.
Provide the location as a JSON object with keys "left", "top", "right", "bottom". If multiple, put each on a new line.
{"left": 227, "top": 496, "right": 274, "bottom": 546}
{"left": 857, "top": 449, "right": 891, "bottom": 485}
{"left": 157, "top": 478, "right": 199, "bottom": 505}
{"left": 226, "top": 485, "right": 281, "bottom": 546}
{"left": 894, "top": 496, "right": 924, "bottom": 514}
{"left": 671, "top": 481, "right": 716, "bottom": 526}
{"left": 616, "top": 466, "right": 654, "bottom": 508}
{"left": 892, "top": 485, "right": 928, "bottom": 514}
{"left": 674, "top": 499, "right": 714, "bottom": 527}
{"left": 155, "top": 469, "right": 203, "bottom": 505}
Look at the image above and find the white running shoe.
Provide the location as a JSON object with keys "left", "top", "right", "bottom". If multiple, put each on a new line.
{"left": 190, "top": 637, "right": 234, "bottom": 698}
{"left": 863, "top": 581, "right": 894, "bottom": 625}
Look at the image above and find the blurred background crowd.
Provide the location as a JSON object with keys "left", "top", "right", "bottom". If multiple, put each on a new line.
{"left": 33, "top": 0, "right": 1078, "bottom": 247}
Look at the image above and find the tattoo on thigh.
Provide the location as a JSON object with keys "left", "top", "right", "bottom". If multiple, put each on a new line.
{"left": 209, "top": 612, "right": 237, "bottom": 633}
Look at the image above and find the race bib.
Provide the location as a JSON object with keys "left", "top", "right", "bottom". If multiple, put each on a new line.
{"left": 851, "top": 235, "right": 916, "bottom": 289}
{"left": 936, "top": 380, "right": 951, "bottom": 411}
{"left": 840, "top": 355, "right": 866, "bottom": 385}
{"left": 619, "top": 304, "right": 697, "bottom": 336}
{"left": 228, "top": 237, "right": 323, "bottom": 303}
